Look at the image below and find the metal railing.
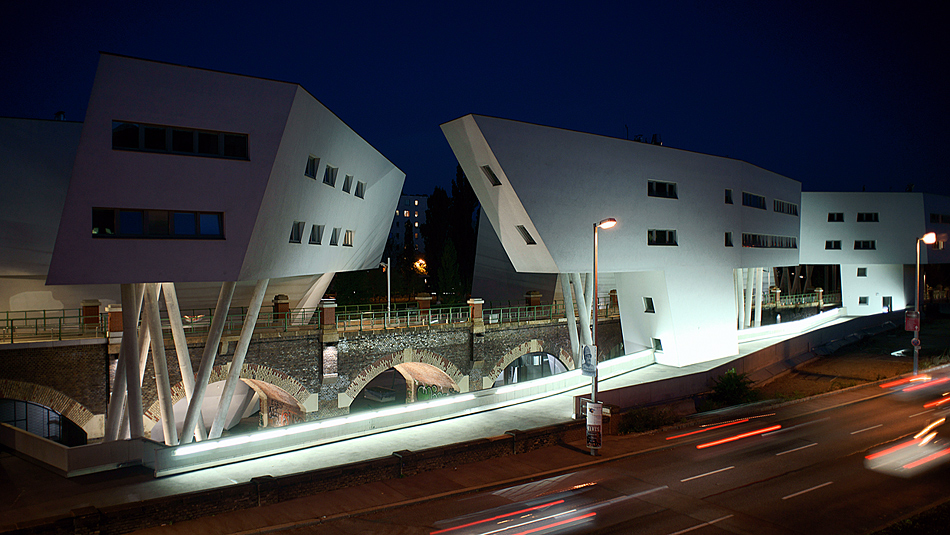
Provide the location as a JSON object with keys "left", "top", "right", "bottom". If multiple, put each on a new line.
{"left": 1, "top": 308, "right": 106, "bottom": 343}
{"left": 335, "top": 305, "right": 470, "bottom": 332}
{"left": 764, "top": 291, "right": 843, "bottom": 307}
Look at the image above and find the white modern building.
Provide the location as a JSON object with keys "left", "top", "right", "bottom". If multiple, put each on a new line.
{"left": 443, "top": 114, "right": 803, "bottom": 368}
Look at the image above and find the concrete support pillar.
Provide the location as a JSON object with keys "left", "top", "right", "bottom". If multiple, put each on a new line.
{"left": 143, "top": 283, "right": 178, "bottom": 446}
{"left": 560, "top": 273, "right": 580, "bottom": 359}
{"left": 735, "top": 269, "right": 745, "bottom": 330}
{"left": 754, "top": 268, "right": 764, "bottom": 328}
{"left": 121, "top": 283, "right": 145, "bottom": 438}
{"left": 179, "top": 281, "right": 236, "bottom": 445}
{"left": 209, "top": 279, "right": 269, "bottom": 439}
{"left": 161, "top": 282, "right": 205, "bottom": 441}
{"left": 571, "top": 273, "right": 593, "bottom": 346}
{"left": 744, "top": 268, "right": 755, "bottom": 329}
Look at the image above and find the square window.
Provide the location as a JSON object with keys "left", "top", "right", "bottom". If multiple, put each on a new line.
{"left": 172, "top": 129, "right": 194, "bottom": 153}
{"left": 198, "top": 213, "right": 222, "bottom": 236}
{"left": 309, "top": 224, "right": 324, "bottom": 245}
{"left": 323, "top": 165, "right": 338, "bottom": 187}
{"left": 725, "top": 189, "right": 733, "bottom": 204}
{"left": 355, "top": 181, "right": 366, "bottom": 199}
{"left": 857, "top": 267, "right": 867, "bottom": 277}
{"left": 330, "top": 227, "right": 340, "bottom": 246}
{"left": 342, "top": 174, "right": 353, "bottom": 193}
{"left": 173, "top": 212, "right": 197, "bottom": 235}
{"left": 305, "top": 156, "right": 319, "bottom": 178}
{"left": 725, "top": 232, "right": 733, "bottom": 247}
{"left": 652, "top": 338, "right": 663, "bottom": 351}
{"left": 643, "top": 297, "right": 655, "bottom": 313}
{"left": 858, "top": 296, "right": 869, "bottom": 305}
{"left": 825, "top": 240, "right": 841, "bottom": 250}
{"left": 414, "top": 221, "right": 419, "bottom": 227}
{"left": 112, "top": 122, "right": 140, "bottom": 149}
{"left": 147, "top": 210, "right": 169, "bottom": 236}
{"left": 92, "top": 208, "right": 116, "bottom": 236}
{"left": 289, "top": 221, "right": 305, "bottom": 244}
{"left": 404, "top": 210, "right": 410, "bottom": 217}
{"left": 223, "top": 134, "right": 248, "bottom": 159}
{"left": 414, "top": 200, "right": 419, "bottom": 206}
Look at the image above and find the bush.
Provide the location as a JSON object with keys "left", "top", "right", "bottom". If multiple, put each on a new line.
{"left": 617, "top": 406, "right": 680, "bottom": 434}
{"left": 710, "top": 368, "right": 757, "bottom": 406}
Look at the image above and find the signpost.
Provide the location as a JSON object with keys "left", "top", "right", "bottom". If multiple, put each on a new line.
{"left": 905, "top": 310, "right": 919, "bottom": 332}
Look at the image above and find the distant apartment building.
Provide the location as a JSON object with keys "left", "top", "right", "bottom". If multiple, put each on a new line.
{"left": 390, "top": 194, "right": 427, "bottom": 253}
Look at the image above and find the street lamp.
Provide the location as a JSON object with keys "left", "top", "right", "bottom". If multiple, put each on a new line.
{"left": 588, "top": 217, "right": 616, "bottom": 456}
{"left": 379, "top": 257, "right": 391, "bottom": 327}
{"left": 913, "top": 232, "right": 937, "bottom": 374}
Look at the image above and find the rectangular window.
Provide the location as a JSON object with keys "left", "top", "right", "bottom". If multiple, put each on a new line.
{"left": 414, "top": 200, "right": 419, "bottom": 206}
{"left": 414, "top": 211, "right": 418, "bottom": 217}
{"left": 481, "top": 165, "right": 501, "bottom": 186}
{"left": 825, "top": 240, "right": 841, "bottom": 250}
{"left": 112, "top": 121, "right": 249, "bottom": 160}
{"left": 725, "top": 232, "right": 733, "bottom": 247}
{"left": 343, "top": 230, "right": 354, "bottom": 247}
{"left": 857, "top": 267, "right": 867, "bottom": 277}
{"left": 92, "top": 208, "right": 223, "bottom": 239}
{"left": 773, "top": 199, "right": 799, "bottom": 216}
{"left": 933, "top": 241, "right": 945, "bottom": 250}
{"left": 828, "top": 212, "right": 844, "bottom": 222}
{"left": 643, "top": 297, "right": 655, "bottom": 313}
{"left": 329, "top": 227, "right": 340, "bottom": 246}
{"left": 355, "top": 181, "right": 366, "bottom": 199}
{"left": 323, "top": 165, "right": 338, "bottom": 187}
{"left": 289, "top": 221, "right": 305, "bottom": 244}
{"left": 857, "top": 212, "right": 879, "bottom": 222}
{"left": 928, "top": 213, "right": 950, "bottom": 224}
{"left": 858, "top": 296, "right": 869, "bottom": 305}
{"left": 342, "top": 174, "right": 353, "bottom": 193}
{"left": 742, "top": 192, "right": 767, "bottom": 210}
{"left": 741, "top": 233, "right": 797, "bottom": 248}
{"left": 309, "top": 224, "right": 324, "bottom": 245}
{"left": 647, "top": 180, "right": 678, "bottom": 199}
{"left": 648, "top": 229, "right": 678, "bottom": 246}
{"left": 652, "top": 338, "right": 663, "bottom": 352}
{"left": 516, "top": 225, "right": 537, "bottom": 245}
{"left": 725, "top": 189, "right": 733, "bottom": 204}
{"left": 403, "top": 210, "right": 410, "bottom": 217}
{"left": 305, "top": 156, "right": 319, "bottom": 179}
{"left": 414, "top": 221, "right": 419, "bottom": 227}
{"left": 854, "top": 240, "right": 876, "bottom": 250}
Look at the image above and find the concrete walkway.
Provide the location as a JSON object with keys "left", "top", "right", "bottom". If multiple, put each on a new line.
{"left": 0, "top": 312, "right": 867, "bottom": 533}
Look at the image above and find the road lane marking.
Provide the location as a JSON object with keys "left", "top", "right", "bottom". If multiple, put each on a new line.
{"left": 782, "top": 481, "right": 833, "bottom": 500}
{"left": 775, "top": 443, "right": 817, "bottom": 456}
{"left": 851, "top": 424, "right": 883, "bottom": 435}
{"left": 910, "top": 409, "right": 935, "bottom": 418}
{"left": 666, "top": 514, "right": 734, "bottom": 535}
{"left": 762, "top": 417, "right": 829, "bottom": 437}
{"left": 680, "top": 466, "right": 734, "bottom": 482}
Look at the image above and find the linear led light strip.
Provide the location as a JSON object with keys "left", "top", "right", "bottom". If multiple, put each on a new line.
{"left": 174, "top": 393, "right": 477, "bottom": 456}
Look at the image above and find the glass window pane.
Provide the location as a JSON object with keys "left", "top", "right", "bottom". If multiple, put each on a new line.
{"left": 92, "top": 208, "right": 116, "bottom": 235}
{"left": 119, "top": 210, "right": 144, "bottom": 235}
{"left": 147, "top": 210, "right": 169, "bottom": 235}
{"left": 173, "top": 212, "right": 197, "bottom": 235}
{"left": 112, "top": 122, "right": 139, "bottom": 149}
{"left": 223, "top": 134, "right": 248, "bottom": 158}
{"left": 172, "top": 129, "right": 194, "bottom": 152}
{"left": 144, "top": 127, "right": 167, "bottom": 150}
{"left": 198, "top": 213, "right": 222, "bottom": 236}
{"left": 198, "top": 132, "right": 219, "bottom": 155}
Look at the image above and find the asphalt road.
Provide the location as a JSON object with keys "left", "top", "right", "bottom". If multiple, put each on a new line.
{"left": 277, "top": 377, "right": 950, "bottom": 534}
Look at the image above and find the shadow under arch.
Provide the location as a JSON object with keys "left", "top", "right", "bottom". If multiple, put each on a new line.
{"left": 340, "top": 348, "right": 467, "bottom": 410}
{"left": 0, "top": 379, "right": 97, "bottom": 443}
{"left": 483, "top": 340, "right": 575, "bottom": 389}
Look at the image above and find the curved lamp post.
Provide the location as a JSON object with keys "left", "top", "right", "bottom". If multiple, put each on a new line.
{"left": 914, "top": 232, "right": 937, "bottom": 374}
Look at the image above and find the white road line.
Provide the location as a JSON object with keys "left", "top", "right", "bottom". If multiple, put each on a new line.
{"left": 666, "top": 514, "right": 734, "bottom": 535}
{"left": 782, "top": 481, "right": 833, "bottom": 500}
{"left": 910, "top": 409, "right": 935, "bottom": 418}
{"left": 851, "top": 424, "right": 883, "bottom": 435}
{"left": 776, "top": 443, "right": 817, "bottom": 456}
{"left": 680, "top": 466, "right": 734, "bottom": 482}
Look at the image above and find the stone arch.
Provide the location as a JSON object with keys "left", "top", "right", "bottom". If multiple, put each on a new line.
{"left": 340, "top": 348, "right": 468, "bottom": 409}
{"left": 483, "top": 340, "right": 575, "bottom": 388}
{"left": 143, "top": 362, "right": 315, "bottom": 430}
{"left": 0, "top": 379, "right": 101, "bottom": 439}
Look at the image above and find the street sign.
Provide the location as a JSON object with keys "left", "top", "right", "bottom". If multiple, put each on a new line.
{"left": 586, "top": 401, "right": 602, "bottom": 449}
{"left": 581, "top": 344, "right": 597, "bottom": 377}
{"left": 911, "top": 338, "right": 921, "bottom": 347}
{"left": 905, "top": 310, "right": 920, "bottom": 332}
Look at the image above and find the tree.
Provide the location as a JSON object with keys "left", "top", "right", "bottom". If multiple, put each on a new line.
{"left": 421, "top": 186, "right": 451, "bottom": 294}
{"left": 437, "top": 239, "right": 463, "bottom": 303}
{"left": 421, "top": 165, "right": 479, "bottom": 302}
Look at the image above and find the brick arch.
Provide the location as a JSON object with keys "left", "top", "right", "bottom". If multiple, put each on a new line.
{"left": 143, "top": 362, "right": 315, "bottom": 427}
{"left": 0, "top": 379, "right": 100, "bottom": 438}
{"left": 484, "top": 340, "right": 575, "bottom": 387}
{"left": 340, "top": 348, "right": 468, "bottom": 408}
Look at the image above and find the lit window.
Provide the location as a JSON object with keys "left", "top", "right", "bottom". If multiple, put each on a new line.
{"left": 414, "top": 200, "right": 419, "bottom": 206}
{"left": 309, "top": 224, "right": 324, "bottom": 245}
{"left": 403, "top": 210, "right": 410, "bottom": 217}
{"left": 414, "top": 211, "right": 418, "bottom": 217}
{"left": 933, "top": 241, "right": 946, "bottom": 251}
{"left": 355, "top": 181, "right": 365, "bottom": 199}
{"left": 857, "top": 212, "right": 879, "bottom": 222}
{"left": 289, "top": 221, "right": 305, "bottom": 244}
{"left": 305, "top": 156, "right": 319, "bottom": 178}
{"left": 854, "top": 240, "right": 876, "bottom": 250}
{"left": 342, "top": 174, "right": 353, "bottom": 193}
{"left": 414, "top": 232, "right": 418, "bottom": 239}
{"left": 643, "top": 297, "right": 655, "bottom": 313}
{"left": 482, "top": 165, "right": 501, "bottom": 186}
{"left": 647, "top": 229, "right": 677, "bottom": 246}
{"left": 828, "top": 212, "right": 844, "bottom": 222}
{"left": 330, "top": 227, "right": 340, "bottom": 246}
{"left": 648, "top": 180, "right": 678, "bottom": 199}
{"left": 516, "top": 225, "right": 537, "bottom": 245}
{"left": 414, "top": 221, "right": 419, "bottom": 227}
{"left": 825, "top": 240, "right": 841, "bottom": 250}
{"left": 323, "top": 165, "right": 338, "bottom": 187}
{"left": 724, "top": 232, "right": 733, "bottom": 247}
{"left": 725, "top": 189, "right": 733, "bottom": 204}
{"left": 343, "top": 230, "right": 354, "bottom": 247}
{"left": 857, "top": 267, "right": 867, "bottom": 277}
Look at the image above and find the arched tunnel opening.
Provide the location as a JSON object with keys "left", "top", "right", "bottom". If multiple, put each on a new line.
{"left": 492, "top": 352, "right": 568, "bottom": 388}
{"left": 350, "top": 362, "right": 460, "bottom": 413}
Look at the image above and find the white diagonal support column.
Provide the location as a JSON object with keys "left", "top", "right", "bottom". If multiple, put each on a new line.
{"left": 744, "top": 268, "right": 755, "bottom": 329}
{"left": 179, "top": 281, "right": 236, "bottom": 445}
{"left": 143, "top": 283, "right": 179, "bottom": 445}
{"left": 162, "top": 282, "right": 206, "bottom": 442}
{"left": 118, "top": 305, "right": 152, "bottom": 440}
{"left": 570, "top": 273, "right": 593, "bottom": 346}
{"left": 754, "top": 268, "right": 764, "bottom": 328}
{"left": 121, "top": 283, "right": 146, "bottom": 438}
{"left": 734, "top": 268, "right": 745, "bottom": 330}
{"left": 560, "top": 273, "right": 580, "bottom": 360}
{"left": 209, "top": 279, "right": 269, "bottom": 439}
{"left": 583, "top": 272, "right": 594, "bottom": 327}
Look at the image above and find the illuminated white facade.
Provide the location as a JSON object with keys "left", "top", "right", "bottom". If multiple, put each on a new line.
{"left": 443, "top": 115, "right": 803, "bottom": 367}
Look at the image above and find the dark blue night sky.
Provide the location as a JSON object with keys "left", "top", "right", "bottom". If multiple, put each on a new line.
{"left": 2, "top": 1, "right": 947, "bottom": 196}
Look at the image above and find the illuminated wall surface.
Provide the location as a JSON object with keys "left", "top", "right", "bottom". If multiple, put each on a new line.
{"left": 443, "top": 115, "right": 950, "bottom": 366}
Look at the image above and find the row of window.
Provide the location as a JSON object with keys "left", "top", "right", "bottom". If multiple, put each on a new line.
{"left": 516, "top": 227, "right": 797, "bottom": 249}
{"left": 112, "top": 121, "right": 249, "bottom": 160}
{"left": 289, "top": 222, "right": 353, "bottom": 246}
{"left": 824, "top": 240, "right": 877, "bottom": 250}
{"left": 828, "top": 212, "right": 879, "bottom": 222}
{"left": 931, "top": 213, "right": 950, "bottom": 224}
{"left": 774, "top": 199, "right": 799, "bottom": 216}
{"left": 92, "top": 208, "right": 224, "bottom": 238}
{"left": 305, "top": 156, "right": 365, "bottom": 198}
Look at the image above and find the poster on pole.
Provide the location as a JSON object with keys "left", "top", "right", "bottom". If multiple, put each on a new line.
{"left": 586, "top": 401, "right": 603, "bottom": 449}
{"left": 581, "top": 344, "right": 597, "bottom": 377}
